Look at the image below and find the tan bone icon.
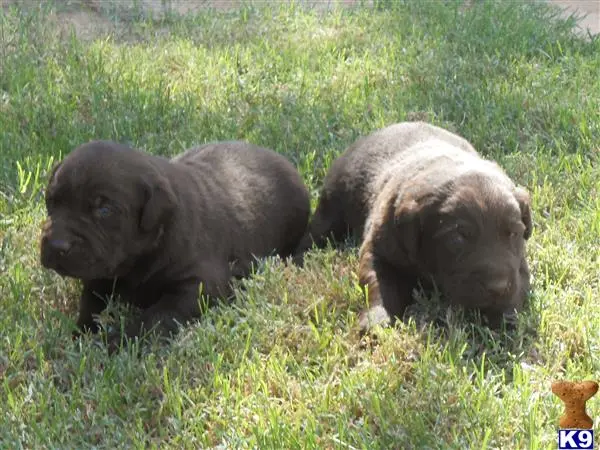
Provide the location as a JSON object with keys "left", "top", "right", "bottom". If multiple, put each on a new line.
{"left": 552, "top": 380, "right": 598, "bottom": 429}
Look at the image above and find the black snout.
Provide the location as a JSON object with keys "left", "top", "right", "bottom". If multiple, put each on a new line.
{"left": 40, "top": 221, "right": 76, "bottom": 273}
{"left": 47, "top": 238, "right": 72, "bottom": 255}
{"left": 477, "top": 263, "right": 518, "bottom": 299}
{"left": 485, "top": 274, "right": 513, "bottom": 297}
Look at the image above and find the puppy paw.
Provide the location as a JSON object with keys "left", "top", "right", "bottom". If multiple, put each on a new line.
{"left": 71, "top": 323, "right": 97, "bottom": 341}
{"left": 358, "top": 304, "right": 391, "bottom": 334}
{"left": 290, "top": 252, "right": 306, "bottom": 268}
{"left": 501, "top": 310, "right": 519, "bottom": 329}
{"left": 481, "top": 308, "right": 519, "bottom": 330}
{"left": 105, "top": 331, "right": 124, "bottom": 355}
{"left": 71, "top": 329, "right": 83, "bottom": 341}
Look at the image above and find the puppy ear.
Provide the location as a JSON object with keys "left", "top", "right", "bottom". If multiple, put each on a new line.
{"left": 391, "top": 198, "right": 423, "bottom": 264}
{"left": 393, "top": 192, "right": 439, "bottom": 263}
{"left": 44, "top": 160, "right": 63, "bottom": 204}
{"left": 139, "top": 174, "right": 177, "bottom": 233}
{"left": 371, "top": 189, "right": 437, "bottom": 267}
{"left": 46, "top": 160, "right": 63, "bottom": 190}
{"left": 48, "top": 160, "right": 62, "bottom": 181}
{"left": 513, "top": 186, "right": 532, "bottom": 240}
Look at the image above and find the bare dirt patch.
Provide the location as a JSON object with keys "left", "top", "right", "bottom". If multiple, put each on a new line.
{"left": 549, "top": 0, "right": 599, "bottom": 36}
{"left": 51, "top": 9, "right": 114, "bottom": 40}
{"left": 2, "top": 0, "right": 598, "bottom": 41}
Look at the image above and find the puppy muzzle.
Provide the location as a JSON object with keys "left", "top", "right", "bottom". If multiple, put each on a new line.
{"left": 40, "top": 220, "right": 80, "bottom": 275}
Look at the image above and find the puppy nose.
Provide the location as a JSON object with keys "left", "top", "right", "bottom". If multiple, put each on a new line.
{"left": 486, "top": 276, "right": 513, "bottom": 297}
{"left": 48, "top": 239, "right": 72, "bottom": 255}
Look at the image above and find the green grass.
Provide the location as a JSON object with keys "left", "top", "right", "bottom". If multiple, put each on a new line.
{"left": 1, "top": 0, "right": 599, "bottom": 447}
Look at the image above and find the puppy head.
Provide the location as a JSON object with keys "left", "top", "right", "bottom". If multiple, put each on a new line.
{"left": 40, "top": 141, "right": 177, "bottom": 281}
{"left": 391, "top": 169, "right": 532, "bottom": 317}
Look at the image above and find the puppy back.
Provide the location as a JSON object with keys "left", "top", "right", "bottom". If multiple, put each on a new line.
{"left": 172, "top": 141, "right": 308, "bottom": 201}
{"left": 315, "top": 122, "right": 480, "bottom": 233}
{"left": 328, "top": 121, "right": 478, "bottom": 191}
{"left": 172, "top": 141, "right": 311, "bottom": 255}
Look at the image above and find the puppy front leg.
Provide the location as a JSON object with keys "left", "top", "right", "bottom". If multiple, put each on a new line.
{"left": 109, "top": 266, "right": 233, "bottom": 352}
{"left": 105, "top": 284, "right": 203, "bottom": 353}
{"left": 130, "top": 284, "right": 206, "bottom": 337}
{"left": 74, "top": 280, "right": 114, "bottom": 336}
{"left": 292, "top": 195, "right": 345, "bottom": 266}
{"left": 357, "top": 243, "right": 415, "bottom": 333}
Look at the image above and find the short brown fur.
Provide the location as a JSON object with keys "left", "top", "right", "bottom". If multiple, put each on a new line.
{"left": 40, "top": 140, "right": 310, "bottom": 349}
{"left": 294, "top": 122, "right": 533, "bottom": 331}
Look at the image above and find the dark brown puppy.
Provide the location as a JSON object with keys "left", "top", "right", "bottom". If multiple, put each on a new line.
{"left": 40, "top": 140, "right": 310, "bottom": 348}
{"left": 294, "top": 121, "right": 532, "bottom": 330}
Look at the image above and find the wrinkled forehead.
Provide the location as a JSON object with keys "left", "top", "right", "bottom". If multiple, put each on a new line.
{"left": 440, "top": 172, "right": 522, "bottom": 225}
{"left": 49, "top": 150, "right": 139, "bottom": 200}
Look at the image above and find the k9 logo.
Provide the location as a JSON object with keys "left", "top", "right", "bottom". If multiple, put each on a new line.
{"left": 558, "top": 429, "right": 594, "bottom": 450}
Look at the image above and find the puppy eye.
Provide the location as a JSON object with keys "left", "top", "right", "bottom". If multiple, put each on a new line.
{"left": 94, "top": 202, "right": 113, "bottom": 218}
{"left": 96, "top": 206, "right": 111, "bottom": 217}
{"left": 506, "top": 228, "right": 523, "bottom": 239}
{"left": 91, "top": 195, "right": 115, "bottom": 219}
{"left": 447, "top": 231, "right": 466, "bottom": 250}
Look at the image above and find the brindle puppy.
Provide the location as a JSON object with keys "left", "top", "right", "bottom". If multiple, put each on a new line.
{"left": 294, "top": 121, "right": 532, "bottom": 331}
{"left": 40, "top": 140, "right": 310, "bottom": 350}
